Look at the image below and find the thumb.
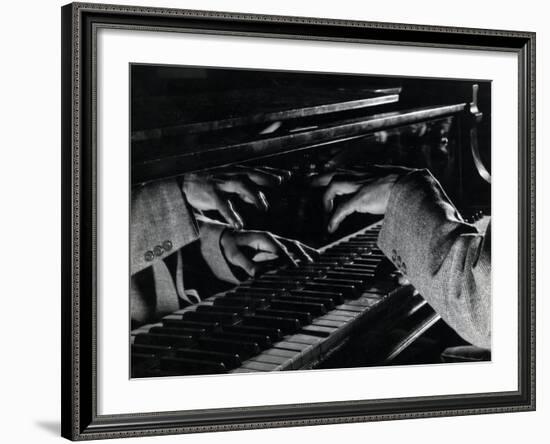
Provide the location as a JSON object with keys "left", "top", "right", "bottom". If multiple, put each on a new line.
{"left": 328, "top": 197, "right": 358, "bottom": 233}
{"left": 225, "top": 244, "right": 258, "bottom": 277}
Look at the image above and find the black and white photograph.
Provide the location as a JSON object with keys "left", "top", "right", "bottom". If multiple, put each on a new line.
{"left": 129, "top": 64, "right": 492, "bottom": 378}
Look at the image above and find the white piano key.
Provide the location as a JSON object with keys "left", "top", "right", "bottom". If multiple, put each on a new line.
{"left": 335, "top": 304, "right": 365, "bottom": 313}
{"left": 301, "top": 325, "right": 338, "bottom": 336}
{"left": 329, "top": 309, "right": 360, "bottom": 318}
{"left": 250, "top": 354, "right": 290, "bottom": 365}
{"left": 313, "top": 319, "right": 347, "bottom": 328}
{"left": 273, "top": 341, "right": 309, "bottom": 352}
{"left": 321, "top": 313, "right": 355, "bottom": 322}
{"left": 289, "top": 334, "right": 323, "bottom": 345}
{"left": 241, "top": 361, "right": 280, "bottom": 372}
{"left": 261, "top": 348, "right": 297, "bottom": 359}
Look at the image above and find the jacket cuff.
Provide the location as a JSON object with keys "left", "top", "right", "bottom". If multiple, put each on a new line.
{"left": 378, "top": 169, "right": 469, "bottom": 275}
{"left": 130, "top": 179, "right": 200, "bottom": 275}
{"left": 197, "top": 217, "right": 240, "bottom": 284}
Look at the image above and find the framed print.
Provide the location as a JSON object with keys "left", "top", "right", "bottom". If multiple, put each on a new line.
{"left": 61, "top": 2, "right": 536, "bottom": 440}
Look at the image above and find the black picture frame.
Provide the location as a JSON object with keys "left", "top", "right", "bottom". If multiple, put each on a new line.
{"left": 61, "top": 2, "right": 536, "bottom": 440}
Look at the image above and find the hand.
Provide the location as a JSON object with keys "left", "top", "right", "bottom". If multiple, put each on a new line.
{"left": 310, "top": 166, "right": 415, "bottom": 233}
{"left": 220, "top": 229, "right": 319, "bottom": 278}
{"left": 182, "top": 165, "right": 290, "bottom": 229}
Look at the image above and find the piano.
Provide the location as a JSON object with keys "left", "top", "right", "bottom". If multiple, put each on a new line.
{"left": 130, "top": 65, "right": 491, "bottom": 378}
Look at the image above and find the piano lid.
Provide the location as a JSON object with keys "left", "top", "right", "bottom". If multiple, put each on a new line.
{"left": 132, "top": 102, "right": 467, "bottom": 185}
{"left": 131, "top": 86, "right": 401, "bottom": 141}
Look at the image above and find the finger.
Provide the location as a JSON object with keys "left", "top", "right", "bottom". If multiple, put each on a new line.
{"left": 216, "top": 178, "right": 268, "bottom": 211}
{"left": 323, "top": 180, "right": 362, "bottom": 212}
{"left": 278, "top": 238, "right": 315, "bottom": 263}
{"left": 215, "top": 197, "right": 244, "bottom": 230}
{"left": 258, "top": 166, "right": 292, "bottom": 180}
{"left": 397, "top": 274, "right": 410, "bottom": 286}
{"left": 328, "top": 195, "right": 360, "bottom": 233}
{"left": 282, "top": 237, "right": 320, "bottom": 261}
{"left": 230, "top": 166, "right": 283, "bottom": 187}
{"left": 309, "top": 171, "right": 337, "bottom": 187}
{"left": 236, "top": 231, "right": 297, "bottom": 267}
{"left": 224, "top": 243, "right": 258, "bottom": 277}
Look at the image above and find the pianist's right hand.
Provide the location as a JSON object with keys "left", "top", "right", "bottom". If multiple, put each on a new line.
{"left": 310, "top": 166, "right": 416, "bottom": 233}
{"left": 182, "top": 166, "right": 291, "bottom": 230}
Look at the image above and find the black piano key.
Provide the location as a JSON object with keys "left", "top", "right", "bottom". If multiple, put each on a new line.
{"left": 290, "top": 289, "right": 344, "bottom": 305}
{"left": 360, "top": 252, "right": 385, "bottom": 260}
{"left": 249, "top": 279, "right": 302, "bottom": 290}
{"left": 197, "top": 337, "right": 261, "bottom": 360}
{"left": 196, "top": 304, "right": 251, "bottom": 315}
{"left": 303, "top": 282, "right": 356, "bottom": 299}
{"left": 162, "top": 318, "right": 220, "bottom": 332}
{"left": 223, "top": 325, "right": 283, "bottom": 342}
{"left": 296, "top": 263, "right": 333, "bottom": 271}
{"left": 352, "top": 258, "right": 382, "bottom": 266}
{"left": 173, "top": 348, "right": 242, "bottom": 369}
{"left": 231, "top": 287, "right": 286, "bottom": 298}
{"left": 255, "top": 308, "right": 312, "bottom": 325}
{"left": 314, "top": 277, "right": 363, "bottom": 287}
{"left": 160, "top": 356, "right": 227, "bottom": 375}
{"left": 325, "top": 270, "right": 371, "bottom": 283}
{"left": 132, "top": 352, "right": 158, "bottom": 375}
{"left": 213, "top": 296, "right": 268, "bottom": 309}
{"left": 274, "top": 269, "right": 320, "bottom": 279}
{"left": 342, "top": 241, "right": 375, "bottom": 246}
{"left": 242, "top": 314, "right": 301, "bottom": 334}
{"left": 323, "top": 247, "right": 360, "bottom": 255}
{"left": 134, "top": 333, "right": 195, "bottom": 348}
{"left": 310, "top": 259, "right": 340, "bottom": 267}
{"left": 148, "top": 326, "right": 206, "bottom": 338}
{"left": 181, "top": 310, "right": 240, "bottom": 325}
{"left": 319, "top": 255, "right": 354, "bottom": 263}
{"left": 132, "top": 343, "right": 172, "bottom": 356}
{"left": 208, "top": 331, "right": 272, "bottom": 349}
{"left": 333, "top": 266, "right": 376, "bottom": 276}
{"left": 343, "top": 262, "right": 378, "bottom": 269}
{"left": 275, "top": 294, "right": 334, "bottom": 310}
{"left": 269, "top": 299, "right": 327, "bottom": 316}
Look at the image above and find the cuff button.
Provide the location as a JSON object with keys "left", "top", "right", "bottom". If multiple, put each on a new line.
{"left": 162, "top": 240, "right": 173, "bottom": 252}
{"left": 153, "top": 245, "right": 164, "bottom": 256}
{"left": 144, "top": 251, "right": 155, "bottom": 262}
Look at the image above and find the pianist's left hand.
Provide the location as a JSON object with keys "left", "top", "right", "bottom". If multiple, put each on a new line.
{"left": 219, "top": 229, "right": 319, "bottom": 278}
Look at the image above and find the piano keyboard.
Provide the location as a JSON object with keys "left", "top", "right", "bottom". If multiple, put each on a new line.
{"left": 131, "top": 221, "right": 416, "bottom": 377}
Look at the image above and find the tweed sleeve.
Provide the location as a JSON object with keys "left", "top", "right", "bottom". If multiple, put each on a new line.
{"left": 378, "top": 169, "right": 491, "bottom": 348}
{"left": 130, "top": 179, "right": 200, "bottom": 276}
{"left": 196, "top": 216, "right": 240, "bottom": 285}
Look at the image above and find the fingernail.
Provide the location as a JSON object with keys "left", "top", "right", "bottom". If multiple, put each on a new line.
{"left": 259, "top": 192, "right": 269, "bottom": 211}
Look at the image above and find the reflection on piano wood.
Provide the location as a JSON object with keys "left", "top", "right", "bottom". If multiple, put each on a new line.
{"left": 131, "top": 221, "right": 441, "bottom": 377}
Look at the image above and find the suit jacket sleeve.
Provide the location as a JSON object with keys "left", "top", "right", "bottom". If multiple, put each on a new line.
{"left": 130, "top": 179, "right": 200, "bottom": 276}
{"left": 196, "top": 215, "right": 240, "bottom": 285}
{"left": 378, "top": 169, "right": 491, "bottom": 348}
